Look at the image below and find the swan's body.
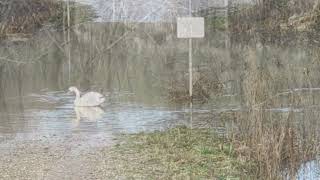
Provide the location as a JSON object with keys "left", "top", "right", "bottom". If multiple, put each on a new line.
{"left": 69, "top": 87, "right": 105, "bottom": 107}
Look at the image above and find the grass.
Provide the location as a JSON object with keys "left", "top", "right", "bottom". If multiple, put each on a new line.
{"left": 99, "top": 127, "right": 253, "bottom": 179}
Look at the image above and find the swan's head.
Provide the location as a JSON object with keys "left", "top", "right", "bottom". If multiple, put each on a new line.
{"left": 69, "top": 87, "right": 81, "bottom": 99}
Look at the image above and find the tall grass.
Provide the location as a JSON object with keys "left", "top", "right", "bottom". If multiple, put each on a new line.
{"left": 228, "top": 0, "right": 320, "bottom": 45}
{"left": 226, "top": 46, "right": 320, "bottom": 178}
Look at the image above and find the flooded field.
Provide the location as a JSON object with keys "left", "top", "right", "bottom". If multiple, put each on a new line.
{"left": 1, "top": 0, "right": 320, "bottom": 179}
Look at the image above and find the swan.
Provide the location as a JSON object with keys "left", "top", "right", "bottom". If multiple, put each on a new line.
{"left": 69, "top": 86, "right": 105, "bottom": 107}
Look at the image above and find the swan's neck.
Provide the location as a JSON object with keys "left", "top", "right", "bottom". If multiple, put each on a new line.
{"left": 74, "top": 88, "right": 81, "bottom": 100}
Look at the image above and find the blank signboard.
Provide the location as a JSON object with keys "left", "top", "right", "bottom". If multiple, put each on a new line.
{"left": 177, "top": 17, "right": 205, "bottom": 38}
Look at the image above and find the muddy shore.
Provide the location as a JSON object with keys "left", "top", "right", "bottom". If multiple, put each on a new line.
{"left": 0, "top": 133, "right": 115, "bottom": 179}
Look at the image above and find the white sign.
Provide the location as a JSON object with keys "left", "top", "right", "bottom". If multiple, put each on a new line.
{"left": 177, "top": 17, "right": 205, "bottom": 38}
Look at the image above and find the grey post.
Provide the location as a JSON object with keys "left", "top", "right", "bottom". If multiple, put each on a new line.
{"left": 188, "top": 0, "right": 192, "bottom": 99}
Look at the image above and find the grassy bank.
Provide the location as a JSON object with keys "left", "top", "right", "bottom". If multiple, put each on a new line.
{"left": 98, "top": 120, "right": 320, "bottom": 179}
{"left": 98, "top": 127, "right": 253, "bottom": 179}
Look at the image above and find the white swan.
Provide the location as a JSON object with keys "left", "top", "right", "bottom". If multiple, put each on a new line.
{"left": 69, "top": 86, "right": 105, "bottom": 107}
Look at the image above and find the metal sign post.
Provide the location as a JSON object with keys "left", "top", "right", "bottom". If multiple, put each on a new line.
{"left": 189, "top": 38, "right": 192, "bottom": 98}
{"left": 177, "top": 17, "right": 204, "bottom": 99}
{"left": 188, "top": 0, "right": 192, "bottom": 99}
{"left": 177, "top": 1, "right": 204, "bottom": 128}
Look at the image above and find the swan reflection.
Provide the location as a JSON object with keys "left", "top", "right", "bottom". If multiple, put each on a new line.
{"left": 74, "top": 106, "right": 105, "bottom": 122}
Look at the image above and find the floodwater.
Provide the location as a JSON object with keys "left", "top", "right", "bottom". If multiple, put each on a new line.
{"left": 1, "top": 0, "right": 320, "bottom": 178}
{"left": 0, "top": 89, "right": 196, "bottom": 136}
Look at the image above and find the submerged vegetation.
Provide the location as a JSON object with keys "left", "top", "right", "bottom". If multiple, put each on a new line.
{"left": 167, "top": 69, "right": 224, "bottom": 103}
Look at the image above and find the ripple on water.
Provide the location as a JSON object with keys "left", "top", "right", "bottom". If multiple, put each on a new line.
{"left": 0, "top": 91, "right": 192, "bottom": 138}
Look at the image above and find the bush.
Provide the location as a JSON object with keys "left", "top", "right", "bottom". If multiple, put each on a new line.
{"left": 0, "top": 0, "right": 61, "bottom": 36}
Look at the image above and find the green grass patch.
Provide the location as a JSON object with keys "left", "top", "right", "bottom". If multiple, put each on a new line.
{"left": 100, "top": 127, "right": 253, "bottom": 179}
